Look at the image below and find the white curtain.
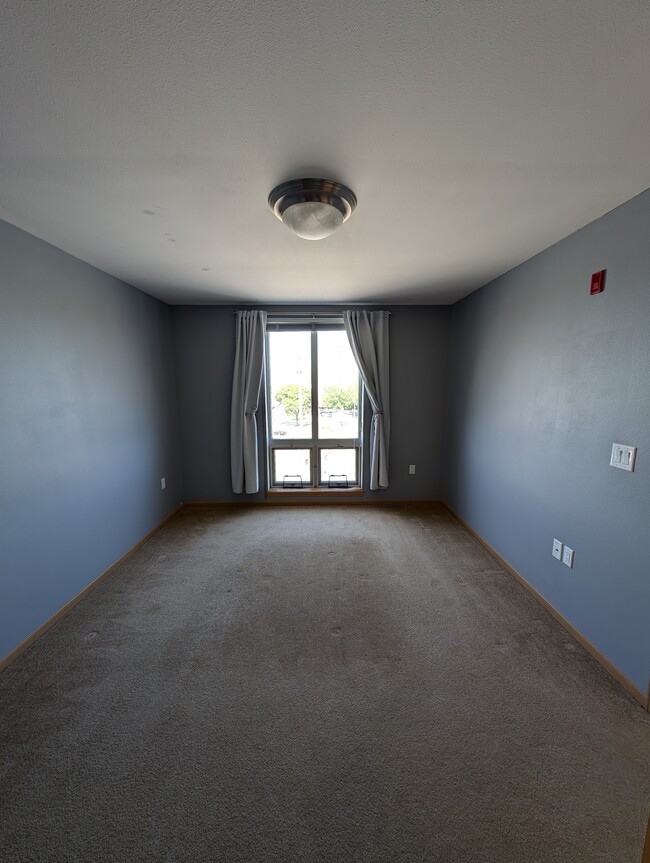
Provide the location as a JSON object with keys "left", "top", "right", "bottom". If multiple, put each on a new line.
{"left": 231, "top": 310, "right": 267, "bottom": 494}
{"left": 343, "top": 311, "right": 390, "bottom": 490}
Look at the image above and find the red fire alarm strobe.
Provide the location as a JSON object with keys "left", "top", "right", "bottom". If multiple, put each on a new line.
{"left": 590, "top": 270, "right": 606, "bottom": 295}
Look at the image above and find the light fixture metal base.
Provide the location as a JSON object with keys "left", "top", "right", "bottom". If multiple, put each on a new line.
{"left": 269, "top": 178, "right": 357, "bottom": 239}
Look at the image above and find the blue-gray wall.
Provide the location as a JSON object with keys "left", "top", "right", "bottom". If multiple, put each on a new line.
{"left": 0, "top": 219, "right": 182, "bottom": 661}
{"left": 171, "top": 305, "right": 450, "bottom": 502}
{"left": 445, "top": 189, "right": 650, "bottom": 694}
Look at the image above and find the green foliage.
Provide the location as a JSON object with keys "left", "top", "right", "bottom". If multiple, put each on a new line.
{"left": 321, "top": 384, "right": 358, "bottom": 411}
{"left": 274, "top": 383, "right": 311, "bottom": 422}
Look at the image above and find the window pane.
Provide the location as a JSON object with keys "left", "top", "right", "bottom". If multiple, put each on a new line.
{"left": 320, "top": 449, "right": 358, "bottom": 484}
{"left": 317, "top": 331, "right": 360, "bottom": 440}
{"left": 268, "top": 331, "right": 312, "bottom": 439}
{"left": 273, "top": 449, "right": 311, "bottom": 485}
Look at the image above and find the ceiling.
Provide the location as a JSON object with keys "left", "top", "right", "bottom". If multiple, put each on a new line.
{"left": 1, "top": 1, "right": 649, "bottom": 305}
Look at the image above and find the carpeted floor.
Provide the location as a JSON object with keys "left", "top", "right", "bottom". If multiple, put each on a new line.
{"left": 1, "top": 504, "right": 649, "bottom": 862}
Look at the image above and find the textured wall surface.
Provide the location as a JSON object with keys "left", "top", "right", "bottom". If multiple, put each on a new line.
{"left": 0, "top": 220, "right": 181, "bottom": 660}
{"left": 445, "top": 190, "right": 650, "bottom": 692}
{"left": 172, "top": 305, "right": 450, "bottom": 502}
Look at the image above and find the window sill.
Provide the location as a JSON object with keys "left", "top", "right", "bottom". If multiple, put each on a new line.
{"left": 267, "top": 487, "right": 364, "bottom": 499}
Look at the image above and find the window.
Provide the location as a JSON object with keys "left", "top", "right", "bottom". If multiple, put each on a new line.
{"left": 265, "top": 319, "right": 362, "bottom": 489}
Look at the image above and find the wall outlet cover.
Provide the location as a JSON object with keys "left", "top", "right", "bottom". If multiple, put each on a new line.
{"left": 552, "top": 539, "right": 563, "bottom": 560}
{"left": 562, "top": 546, "right": 574, "bottom": 568}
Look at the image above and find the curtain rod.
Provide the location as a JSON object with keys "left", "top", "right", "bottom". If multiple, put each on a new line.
{"left": 233, "top": 310, "right": 391, "bottom": 316}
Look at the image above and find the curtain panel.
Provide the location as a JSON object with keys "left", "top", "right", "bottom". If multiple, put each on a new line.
{"left": 230, "top": 310, "right": 267, "bottom": 494}
{"left": 343, "top": 311, "right": 390, "bottom": 490}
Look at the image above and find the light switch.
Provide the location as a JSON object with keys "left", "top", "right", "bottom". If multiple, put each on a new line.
{"left": 610, "top": 444, "right": 637, "bottom": 472}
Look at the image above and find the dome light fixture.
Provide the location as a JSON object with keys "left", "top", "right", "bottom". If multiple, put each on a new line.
{"left": 268, "top": 178, "right": 357, "bottom": 240}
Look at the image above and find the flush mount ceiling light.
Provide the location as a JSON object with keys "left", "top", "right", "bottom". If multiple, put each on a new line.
{"left": 268, "top": 178, "right": 357, "bottom": 240}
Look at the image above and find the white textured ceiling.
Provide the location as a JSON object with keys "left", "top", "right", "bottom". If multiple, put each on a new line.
{"left": 1, "top": 1, "right": 649, "bottom": 305}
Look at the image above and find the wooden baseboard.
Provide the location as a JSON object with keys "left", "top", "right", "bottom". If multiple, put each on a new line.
{"left": 443, "top": 503, "right": 648, "bottom": 711}
{"left": 642, "top": 814, "right": 650, "bottom": 863}
{"left": 267, "top": 487, "right": 364, "bottom": 499}
{"left": 0, "top": 505, "right": 183, "bottom": 673}
{"left": 184, "top": 498, "right": 442, "bottom": 507}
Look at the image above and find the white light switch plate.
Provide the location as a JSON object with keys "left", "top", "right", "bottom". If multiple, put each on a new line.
{"left": 610, "top": 443, "right": 637, "bottom": 472}
{"left": 562, "top": 546, "right": 574, "bottom": 568}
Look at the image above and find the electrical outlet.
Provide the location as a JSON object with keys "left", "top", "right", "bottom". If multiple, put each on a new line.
{"left": 552, "top": 539, "right": 563, "bottom": 560}
{"left": 408, "top": 464, "right": 416, "bottom": 475}
{"left": 161, "top": 477, "right": 166, "bottom": 490}
{"left": 562, "top": 546, "right": 574, "bottom": 568}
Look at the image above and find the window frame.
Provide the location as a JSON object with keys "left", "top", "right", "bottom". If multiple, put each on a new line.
{"left": 264, "top": 318, "right": 363, "bottom": 490}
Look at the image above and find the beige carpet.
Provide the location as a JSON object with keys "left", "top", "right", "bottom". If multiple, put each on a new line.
{"left": 1, "top": 503, "right": 649, "bottom": 862}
